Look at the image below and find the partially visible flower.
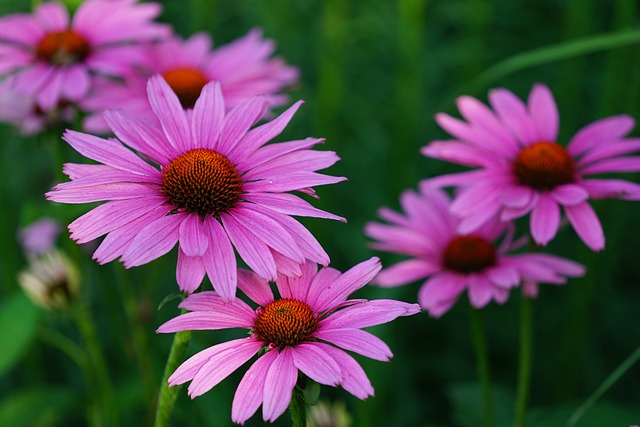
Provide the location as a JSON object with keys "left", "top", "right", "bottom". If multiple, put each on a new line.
{"left": 365, "top": 185, "right": 585, "bottom": 317}
{"left": 47, "top": 75, "right": 344, "bottom": 299}
{"left": 18, "top": 250, "right": 79, "bottom": 310}
{"left": 307, "top": 400, "right": 351, "bottom": 427}
{"left": 82, "top": 29, "right": 299, "bottom": 132}
{"left": 0, "top": 0, "right": 170, "bottom": 109}
{"left": 421, "top": 83, "right": 640, "bottom": 251}
{"left": 157, "top": 258, "right": 420, "bottom": 425}
{"left": 18, "top": 217, "right": 62, "bottom": 258}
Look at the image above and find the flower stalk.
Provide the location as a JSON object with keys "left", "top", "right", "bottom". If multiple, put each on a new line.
{"left": 514, "top": 295, "right": 533, "bottom": 427}
{"left": 469, "top": 307, "right": 494, "bottom": 427}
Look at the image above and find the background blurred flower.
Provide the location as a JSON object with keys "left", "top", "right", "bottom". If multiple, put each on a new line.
{"left": 307, "top": 400, "right": 352, "bottom": 427}
{"left": 157, "top": 258, "right": 420, "bottom": 424}
{"left": 82, "top": 29, "right": 299, "bottom": 132}
{"left": 365, "top": 184, "right": 585, "bottom": 317}
{"left": 0, "top": 0, "right": 170, "bottom": 109}
{"left": 17, "top": 217, "right": 61, "bottom": 258}
{"left": 422, "top": 83, "right": 640, "bottom": 251}
{"left": 18, "top": 249, "right": 79, "bottom": 310}
{"left": 47, "top": 75, "right": 344, "bottom": 299}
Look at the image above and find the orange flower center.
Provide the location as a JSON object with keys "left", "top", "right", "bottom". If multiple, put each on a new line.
{"left": 512, "top": 142, "right": 575, "bottom": 191}
{"left": 36, "top": 30, "right": 91, "bottom": 66}
{"left": 443, "top": 235, "right": 496, "bottom": 274}
{"left": 161, "top": 148, "right": 242, "bottom": 218}
{"left": 162, "top": 67, "right": 209, "bottom": 108}
{"left": 253, "top": 299, "right": 319, "bottom": 349}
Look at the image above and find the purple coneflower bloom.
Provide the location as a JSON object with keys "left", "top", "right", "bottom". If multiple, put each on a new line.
{"left": 17, "top": 217, "right": 61, "bottom": 258}
{"left": 0, "top": 0, "right": 170, "bottom": 109}
{"left": 82, "top": 29, "right": 298, "bottom": 132}
{"left": 157, "top": 258, "right": 420, "bottom": 424}
{"left": 46, "top": 75, "right": 345, "bottom": 299}
{"left": 421, "top": 84, "right": 640, "bottom": 251}
{"left": 365, "top": 185, "right": 585, "bottom": 317}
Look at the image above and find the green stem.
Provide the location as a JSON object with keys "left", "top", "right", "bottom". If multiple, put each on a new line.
{"left": 567, "top": 344, "right": 640, "bottom": 426}
{"left": 75, "top": 302, "right": 120, "bottom": 427}
{"left": 289, "top": 386, "right": 306, "bottom": 427}
{"left": 154, "top": 329, "right": 193, "bottom": 427}
{"left": 469, "top": 307, "right": 494, "bottom": 427}
{"left": 514, "top": 296, "right": 533, "bottom": 427}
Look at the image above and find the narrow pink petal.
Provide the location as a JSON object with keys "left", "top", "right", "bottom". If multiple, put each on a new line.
{"left": 579, "top": 157, "right": 640, "bottom": 175}
{"left": 156, "top": 310, "right": 253, "bottom": 333}
{"left": 176, "top": 249, "right": 206, "bottom": 293}
{"left": 489, "top": 88, "right": 537, "bottom": 144}
{"left": 305, "top": 267, "right": 342, "bottom": 311}
{"left": 221, "top": 213, "right": 277, "bottom": 281}
{"left": 188, "top": 339, "right": 262, "bottom": 398}
{"left": 321, "top": 300, "right": 420, "bottom": 330}
{"left": 237, "top": 268, "right": 274, "bottom": 306}
{"left": 522, "top": 253, "right": 585, "bottom": 278}
{"left": 551, "top": 184, "right": 589, "bottom": 205}
{"left": 69, "top": 196, "right": 166, "bottom": 244}
{"left": 580, "top": 178, "right": 640, "bottom": 200}
{"left": 34, "top": 2, "right": 69, "bottom": 33}
{"left": 486, "top": 265, "right": 520, "bottom": 288}
{"left": 241, "top": 192, "right": 346, "bottom": 223}
{"left": 178, "top": 291, "right": 256, "bottom": 317}
{"left": 272, "top": 250, "right": 302, "bottom": 277}
{"left": 421, "top": 170, "right": 490, "bottom": 188}
{"left": 147, "top": 75, "right": 191, "bottom": 153}
{"left": 242, "top": 150, "right": 340, "bottom": 181}
{"left": 528, "top": 84, "right": 559, "bottom": 142}
{"left": 219, "top": 96, "right": 268, "bottom": 155}
{"left": 577, "top": 138, "right": 640, "bottom": 167}
{"left": 311, "top": 257, "right": 382, "bottom": 313}
{"left": 166, "top": 338, "right": 254, "bottom": 386}
{"left": 202, "top": 217, "right": 237, "bottom": 301}
{"left": 373, "top": 259, "right": 440, "bottom": 287}
{"left": 62, "top": 130, "right": 158, "bottom": 176}
{"left": 456, "top": 95, "right": 519, "bottom": 153}
{"left": 37, "top": 70, "right": 65, "bottom": 109}
{"left": 500, "top": 186, "right": 534, "bottom": 208}
{"left": 316, "top": 343, "right": 374, "bottom": 399}
{"left": 230, "top": 100, "right": 304, "bottom": 162}
{"left": 102, "top": 110, "right": 175, "bottom": 165}
{"left": 47, "top": 181, "right": 158, "bottom": 204}
{"left": 192, "top": 81, "right": 224, "bottom": 150}
{"left": 275, "top": 261, "right": 315, "bottom": 300}
{"left": 291, "top": 343, "right": 341, "bottom": 386}
{"left": 420, "top": 140, "right": 497, "bottom": 167}
{"left": 314, "top": 328, "right": 392, "bottom": 361}
{"left": 418, "top": 273, "right": 467, "bottom": 308}
{"left": 242, "top": 138, "right": 323, "bottom": 171}
{"left": 564, "top": 202, "right": 605, "bottom": 251}
{"left": 242, "top": 172, "right": 346, "bottom": 194}
{"left": 232, "top": 349, "right": 278, "bottom": 424}
{"left": 457, "top": 201, "right": 502, "bottom": 235}
{"left": 179, "top": 215, "right": 209, "bottom": 257}
{"left": 262, "top": 348, "right": 297, "bottom": 422}
{"left": 567, "top": 115, "right": 635, "bottom": 156}
{"left": 0, "top": 15, "right": 43, "bottom": 44}
{"left": 61, "top": 65, "right": 90, "bottom": 101}
{"left": 121, "top": 213, "right": 184, "bottom": 267}
{"left": 530, "top": 194, "right": 560, "bottom": 246}
{"left": 467, "top": 274, "right": 494, "bottom": 308}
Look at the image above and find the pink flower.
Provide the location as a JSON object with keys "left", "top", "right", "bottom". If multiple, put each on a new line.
{"left": 46, "top": 75, "right": 345, "bottom": 299}
{"left": 365, "top": 185, "right": 585, "bottom": 317}
{"left": 0, "top": 0, "right": 170, "bottom": 109}
{"left": 421, "top": 84, "right": 640, "bottom": 251}
{"left": 157, "top": 258, "right": 420, "bottom": 424}
{"left": 17, "top": 217, "right": 62, "bottom": 258}
{"left": 81, "top": 29, "right": 299, "bottom": 132}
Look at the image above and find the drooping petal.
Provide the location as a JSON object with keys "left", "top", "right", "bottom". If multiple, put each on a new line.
{"left": 176, "top": 249, "right": 206, "bottom": 293}
{"left": 291, "top": 343, "right": 341, "bottom": 386}
{"left": 262, "top": 348, "right": 297, "bottom": 422}
{"left": 202, "top": 217, "right": 237, "bottom": 301}
{"left": 237, "top": 268, "right": 274, "bottom": 306}
{"left": 317, "top": 343, "right": 374, "bottom": 400}
{"left": 320, "top": 300, "right": 420, "bottom": 330}
{"left": 530, "top": 194, "right": 560, "bottom": 246}
{"left": 232, "top": 349, "right": 278, "bottom": 424}
{"left": 313, "top": 328, "right": 392, "bottom": 361}
{"left": 179, "top": 214, "right": 209, "bottom": 257}
{"left": 564, "top": 202, "right": 605, "bottom": 251}
{"left": 121, "top": 213, "right": 184, "bottom": 267}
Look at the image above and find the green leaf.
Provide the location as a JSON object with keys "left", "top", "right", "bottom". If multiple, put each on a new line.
{"left": 0, "top": 292, "right": 40, "bottom": 376}
{"left": 0, "top": 386, "right": 78, "bottom": 427}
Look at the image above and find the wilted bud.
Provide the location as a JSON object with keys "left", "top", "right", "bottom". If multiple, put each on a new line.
{"left": 307, "top": 401, "right": 351, "bottom": 427}
{"left": 18, "top": 250, "right": 79, "bottom": 310}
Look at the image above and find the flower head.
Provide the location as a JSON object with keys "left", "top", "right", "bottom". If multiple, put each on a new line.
{"left": 47, "top": 75, "right": 345, "bottom": 299}
{"left": 365, "top": 185, "right": 585, "bottom": 317}
{"left": 82, "top": 29, "right": 298, "bottom": 132}
{"left": 421, "top": 84, "right": 640, "bottom": 251}
{"left": 0, "top": 0, "right": 170, "bottom": 109}
{"left": 157, "top": 258, "right": 420, "bottom": 424}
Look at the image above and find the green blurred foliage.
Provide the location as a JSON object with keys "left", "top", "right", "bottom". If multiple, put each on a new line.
{"left": 1, "top": 0, "right": 640, "bottom": 426}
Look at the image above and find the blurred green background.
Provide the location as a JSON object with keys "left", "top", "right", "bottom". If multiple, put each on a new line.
{"left": 0, "top": 0, "right": 639, "bottom": 426}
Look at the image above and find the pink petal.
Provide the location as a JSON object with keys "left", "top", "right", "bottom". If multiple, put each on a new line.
{"left": 147, "top": 75, "right": 191, "bottom": 153}
{"left": 34, "top": 2, "right": 69, "bottom": 32}
{"left": 568, "top": 115, "right": 635, "bottom": 157}
{"left": 489, "top": 88, "right": 537, "bottom": 144}
{"left": 188, "top": 338, "right": 262, "bottom": 398}
{"left": 313, "top": 328, "right": 392, "bottom": 361}
{"left": 178, "top": 291, "right": 255, "bottom": 315}
{"left": 191, "top": 81, "right": 224, "bottom": 150}
{"left": 551, "top": 184, "right": 589, "bottom": 205}
{"left": 202, "top": 217, "right": 237, "bottom": 301}
{"left": 61, "top": 65, "right": 90, "bottom": 101}
{"left": 530, "top": 194, "right": 560, "bottom": 246}
{"left": 373, "top": 259, "right": 440, "bottom": 287}
{"left": 580, "top": 157, "right": 640, "bottom": 175}
{"left": 242, "top": 172, "right": 346, "bottom": 194}
{"left": 237, "top": 268, "right": 274, "bottom": 306}
{"left": 564, "top": 202, "right": 605, "bottom": 251}
{"left": 456, "top": 95, "right": 519, "bottom": 154}
{"left": 420, "top": 140, "right": 497, "bottom": 167}
{"left": 232, "top": 349, "right": 278, "bottom": 424}
{"left": 486, "top": 265, "right": 520, "bottom": 288}
{"left": 176, "top": 249, "right": 206, "bottom": 293}
{"left": 500, "top": 186, "right": 534, "bottom": 208}
{"left": 219, "top": 96, "right": 268, "bottom": 155}
{"left": 528, "top": 84, "right": 558, "bottom": 142}
{"left": 291, "top": 343, "right": 341, "bottom": 386}
{"left": 242, "top": 191, "right": 344, "bottom": 222}
{"left": 262, "top": 348, "right": 297, "bottom": 422}
{"left": 305, "top": 267, "right": 342, "bottom": 311}
{"left": 467, "top": 274, "right": 494, "bottom": 308}
{"left": 36, "top": 69, "right": 65, "bottom": 109}
{"left": 322, "top": 300, "right": 420, "bottom": 330}
{"left": 156, "top": 309, "right": 253, "bottom": 333}
{"left": 179, "top": 214, "right": 209, "bottom": 257}
{"left": 121, "top": 213, "right": 184, "bottom": 267}
{"left": 418, "top": 273, "right": 467, "bottom": 307}
{"left": 316, "top": 343, "right": 374, "bottom": 399}
{"left": 580, "top": 178, "right": 640, "bottom": 200}
{"left": 275, "top": 261, "right": 317, "bottom": 300}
